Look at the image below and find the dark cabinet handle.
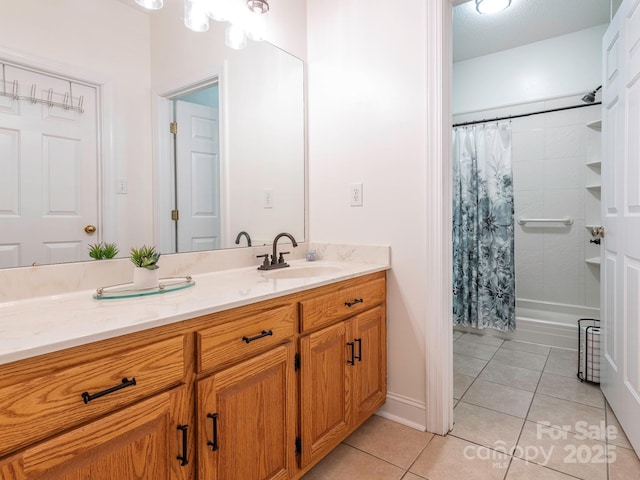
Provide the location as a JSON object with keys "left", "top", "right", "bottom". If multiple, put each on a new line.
{"left": 207, "top": 413, "right": 219, "bottom": 451}
{"left": 347, "top": 342, "right": 355, "bottom": 365}
{"left": 81, "top": 377, "right": 136, "bottom": 404}
{"left": 345, "top": 298, "right": 363, "bottom": 307}
{"left": 177, "top": 425, "right": 189, "bottom": 466}
{"left": 242, "top": 329, "right": 273, "bottom": 344}
{"left": 355, "top": 338, "right": 362, "bottom": 361}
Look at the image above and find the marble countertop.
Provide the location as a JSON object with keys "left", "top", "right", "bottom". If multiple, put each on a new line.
{"left": 0, "top": 259, "right": 389, "bottom": 365}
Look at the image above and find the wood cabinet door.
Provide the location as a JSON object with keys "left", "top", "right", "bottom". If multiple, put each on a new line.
{"left": 351, "top": 306, "right": 387, "bottom": 426}
{"left": 197, "top": 344, "right": 296, "bottom": 480}
{"left": 299, "top": 322, "right": 351, "bottom": 468}
{"left": 1, "top": 387, "right": 190, "bottom": 480}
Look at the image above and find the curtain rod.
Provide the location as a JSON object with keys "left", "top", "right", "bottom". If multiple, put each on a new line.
{"left": 452, "top": 102, "right": 602, "bottom": 128}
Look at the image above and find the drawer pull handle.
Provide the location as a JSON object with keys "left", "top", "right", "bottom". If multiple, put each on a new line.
{"left": 177, "top": 425, "right": 189, "bottom": 466}
{"left": 242, "top": 329, "right": 273, "bottom": 344}
{"left": 355, "top": 338, "right": 362, "bottom": 361}
{"left": 345, "top": 298, "right": 363, "bottom": 307}
{"left": 81, "top": 377, "right": 136, "bottom": 404}
{"left": 207, "top": 413, "right": 219, "bottom": 451}
{"left": 347, "top": 342, "right": 355, "bottom": 365}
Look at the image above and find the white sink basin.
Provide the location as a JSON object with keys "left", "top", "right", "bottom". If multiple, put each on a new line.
{"left": 262, "top": 264, "right": 344, "bottom": 280}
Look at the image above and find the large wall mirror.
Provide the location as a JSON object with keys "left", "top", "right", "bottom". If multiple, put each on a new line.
{"left": 0, "top": 0, "right": 305, "bottom": 269}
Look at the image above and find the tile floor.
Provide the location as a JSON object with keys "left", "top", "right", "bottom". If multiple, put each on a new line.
{"left": 302, "top": 331, "right": 640, "bottom": 479}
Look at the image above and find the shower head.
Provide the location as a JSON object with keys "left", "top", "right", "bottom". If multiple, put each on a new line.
{"left": 582, "top": 85, "right": 602, "bottom": 103}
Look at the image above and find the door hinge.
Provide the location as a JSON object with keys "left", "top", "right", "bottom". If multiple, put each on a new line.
{"left": 170, "top": 121, "right": 178, "bottom": 135}
{"left": 294, "top": 353, "right": 301, "bottom": 371}
{"left": 295, "top": 437, "right": 301, "bottom": 455}
{"left": 171, "top": 209, "right": 179, "bottom": 221}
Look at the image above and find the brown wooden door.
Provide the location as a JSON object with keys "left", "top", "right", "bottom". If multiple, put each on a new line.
{"left": 197, "top": 344, "right": 296, "bottom": 480}
{"left": 299, "top": 321, "right": 351, "bottom": 468}
{"left": 351, "top": 306, "right": 387, "bottom": 426}
{"left": 0, "top": 387, "right": 190, "bottom": 480}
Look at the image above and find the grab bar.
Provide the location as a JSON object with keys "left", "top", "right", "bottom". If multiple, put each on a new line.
{"left": 517, "top": 217, "right": 573, "bottom": 226}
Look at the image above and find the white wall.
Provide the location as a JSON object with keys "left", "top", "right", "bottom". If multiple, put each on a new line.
{"left": 0, "top": 0, "right": 153, "bottom": 255}
{"left": 453, "top": 24, "right": 607, "bottom": 114}
{"left": 307, "top": 0, "right": 431, "bottom": 427}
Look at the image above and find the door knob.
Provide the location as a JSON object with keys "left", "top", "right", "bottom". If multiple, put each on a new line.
{"left": 84, "top": 225, "right": 97, "bottom": 234}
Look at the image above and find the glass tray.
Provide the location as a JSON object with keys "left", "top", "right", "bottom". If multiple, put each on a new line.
{"left": 93, "top": 276, "right": 195, "bottom": 300}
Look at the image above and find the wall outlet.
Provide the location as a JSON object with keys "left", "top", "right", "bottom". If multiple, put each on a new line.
{"left": 263, "top": 189, "right": 273, "bottom": 208}
{"left": 350, "top": 183, "right": 363, "bottom": 206}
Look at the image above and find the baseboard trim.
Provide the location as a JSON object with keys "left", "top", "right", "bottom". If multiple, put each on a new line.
{"left": 455, "top": 316, "right": 580, "bottom": 349}
{"left": 376, "top": 392, "right": 427, "bottom": 432}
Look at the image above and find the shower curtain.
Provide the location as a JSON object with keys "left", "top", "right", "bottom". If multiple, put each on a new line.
{"left": 452, "top": 124, "right": 515, "bottom": 332}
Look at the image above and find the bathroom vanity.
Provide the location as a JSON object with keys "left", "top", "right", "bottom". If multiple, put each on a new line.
{"left": 0, "top": 262, "right": 387, "bottom": 480}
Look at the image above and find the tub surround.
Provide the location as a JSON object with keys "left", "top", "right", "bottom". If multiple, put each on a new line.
{"left": 0, "top": 243, "right": 390, "bottom": 365}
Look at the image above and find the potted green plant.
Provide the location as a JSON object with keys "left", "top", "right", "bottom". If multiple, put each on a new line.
{"left": 130, "top": 245, "right": 161, "bottom": 289}
{"left": 88, "top": 242, "right": 119, "bottom": 260}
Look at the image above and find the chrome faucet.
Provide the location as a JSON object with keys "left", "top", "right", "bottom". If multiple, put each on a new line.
{"left": 234, "top": 231, "right": 252, "bottom": 247}
{"left": 257, "top": 232, "right": 298, "bottom": 270}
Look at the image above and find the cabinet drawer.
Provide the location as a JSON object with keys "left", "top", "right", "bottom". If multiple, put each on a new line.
{"left": 300, "top": 277, "right": 385, "bottom": 333}
{"left": 0, "top": 335, "right": 185, "bottom": 457}
{"left": 197, "top": 304, "right": 296, "bottom": 372}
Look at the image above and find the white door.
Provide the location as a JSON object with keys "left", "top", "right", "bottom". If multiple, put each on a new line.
{"left": 600, "top": 0, "right": 640, "bottom": 454}
{"left": 175, "top": 100, "right": 221, "bottom": 252}
{"left": 0, "top": 64, "right": 98, "bottom": 268}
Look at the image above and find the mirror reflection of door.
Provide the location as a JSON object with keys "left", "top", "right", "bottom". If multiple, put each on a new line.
{"left": 0, "top": 62, "right": 99, "bottom": 268}
{"left": 172, "top": 85, "right": 221, "bottom": 253}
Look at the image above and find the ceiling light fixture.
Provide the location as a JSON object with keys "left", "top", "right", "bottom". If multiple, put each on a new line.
{"left": 475, "top": 0, "right": 511, "bottom": 14}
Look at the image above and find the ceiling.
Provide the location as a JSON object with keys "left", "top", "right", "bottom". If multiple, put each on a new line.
{"left": 453, "top": 0, "right": 615, "bottom": 62}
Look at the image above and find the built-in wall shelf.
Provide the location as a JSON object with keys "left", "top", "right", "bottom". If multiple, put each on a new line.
{"left": 586, "top": 257, "right": 601, "bottom": 266}
{"left": 587, "top": 120, "right": 602, "bottom": 131}
{"left": 586, "top": 184, "right": 601, "bottom": 191}
{"left": 586, "top": 160, "right": 601, "bottom": 167}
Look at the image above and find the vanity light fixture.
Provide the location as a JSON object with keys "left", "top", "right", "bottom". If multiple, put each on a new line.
{"left": 246, "top": 0, "right": 269, "bottom": 14}
{"left": 225, "top": 23, "right": 248, "bottom": 50}
{"left": 134, "top": 0, "right": 268, "bottom": 49}
{"left": 206, "top": 0, "right": 234, "bottom": 21}
{"left": 184, "top": 0, "right": 210, "bottom": 32}
{"left": 475, "top": 0, "right": 511, "bottom": 14}
{"left": 135, "top": 0, "right": 163, "bottom": 9}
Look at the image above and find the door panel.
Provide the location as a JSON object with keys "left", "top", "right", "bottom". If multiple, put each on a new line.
{"left": 3, "top": 389, "right": 187, "bottom": 480}
{"left": 197, "top": 344, "right": 295, "bottom": 480}
{"left": 352, "top": 307, "right": 387, "bottom": 425}
{"left": 175, "top": 100, "right": 221, "bottom": 252}
{"left": 0, "top": 63, "right": 99, "bottom": 267}
{"left": 299, "top": 322, "right": 350, "bottom": 468}
{"left": 601, "top": 0, "right": 640, "bottom": 454}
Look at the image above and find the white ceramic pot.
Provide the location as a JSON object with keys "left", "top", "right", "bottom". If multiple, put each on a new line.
{"left": 133, "top": 267, "right": 159, "bottom": 290}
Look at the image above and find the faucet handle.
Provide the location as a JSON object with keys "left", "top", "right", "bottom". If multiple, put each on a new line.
{"left": 278, "top": 252, "right": 290, "bottom": 264}
{"left": 256, "top": 254, "right": 270, "bottom": 269}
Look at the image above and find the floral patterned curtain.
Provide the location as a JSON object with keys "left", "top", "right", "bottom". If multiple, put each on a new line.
{"left": 452, "top": 124, "right": 515, "bottom": 332}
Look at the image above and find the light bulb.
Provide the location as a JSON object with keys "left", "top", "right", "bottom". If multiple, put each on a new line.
{"left": 135, "top": 0, "right": 163, "bottom": 9}
{"left": 225, "top": 24, "right": 247, "bottom": 50}
{"left": 185, "top": 0, "right": 209, "bottom": 32}
{"left": 475, "top": 0, "right": 511, "bottom": 14}
{"left": 245, "top": 10, "right": 267, "bottom": 41}
{"left": 206, "top": 0, "right": 234, "bottom": 21}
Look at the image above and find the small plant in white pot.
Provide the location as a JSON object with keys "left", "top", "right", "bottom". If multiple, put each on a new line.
{"left": 130, "top": 245, "right": 161, "bottom": 289}
{"left": 88, "top": 242, "right": 119, "bottom": 260}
